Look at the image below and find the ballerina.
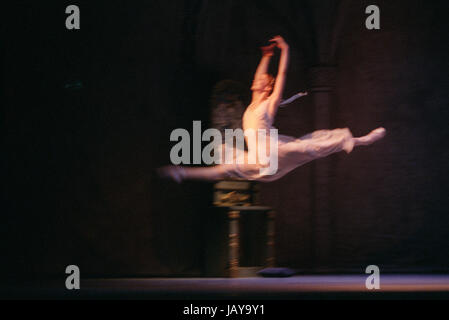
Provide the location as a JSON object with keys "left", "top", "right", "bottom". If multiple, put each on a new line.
{"left": 159, "top": 36, "right": 386, "bottom": 183}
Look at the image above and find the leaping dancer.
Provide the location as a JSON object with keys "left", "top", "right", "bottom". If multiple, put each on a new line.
{"left": 160, "top": 36, "right": 386, "bottom": 183}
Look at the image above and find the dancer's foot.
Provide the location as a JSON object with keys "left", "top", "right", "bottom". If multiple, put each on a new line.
{"left": 353, "top": 127, "right": 387, "bottom": 146}
{"left": 157, "top": 165, "right": 185, "bottom": 183}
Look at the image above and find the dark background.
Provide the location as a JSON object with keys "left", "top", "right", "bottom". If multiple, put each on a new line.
{"left": 2, "top": 0, "right": 449, "bottom": 278}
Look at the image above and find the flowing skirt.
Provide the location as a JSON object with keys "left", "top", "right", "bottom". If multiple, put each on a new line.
{"left": 227, "top": 127, "right": 355, "bottom": 182}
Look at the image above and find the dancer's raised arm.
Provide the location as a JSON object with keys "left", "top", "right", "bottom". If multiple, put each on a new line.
{"left": 268, "top": 36, "right": 289, "bottom": 118}
{"left": 253, "top": 43, "right": 275, "bottom": 81}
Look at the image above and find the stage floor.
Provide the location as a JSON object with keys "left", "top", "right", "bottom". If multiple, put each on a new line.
{"left": 4, "top": 275, "right": 449, "bottom": 299}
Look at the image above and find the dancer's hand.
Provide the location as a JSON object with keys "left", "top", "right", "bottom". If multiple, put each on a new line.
{"left": 260, "top": 43, "right": 276, "bottom": 57}
{"left": 296, "top": 91, "right": 308, "bottom": 97}
{"left": 269, "top": 35, "right": 289, "bottom": 50}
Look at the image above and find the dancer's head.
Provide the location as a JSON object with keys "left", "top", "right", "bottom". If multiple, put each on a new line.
{"left": 251, "top": 73, "right": 274, "bottom": 94}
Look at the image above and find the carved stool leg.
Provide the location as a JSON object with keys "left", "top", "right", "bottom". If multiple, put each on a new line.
{"left": 228, "top": 210, "right": 240, "bottom": 277}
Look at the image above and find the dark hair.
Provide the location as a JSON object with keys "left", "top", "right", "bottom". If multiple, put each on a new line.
{"left": 251, "top": 74, "right": 275, "bottom": 93}
{"left": 266, "top": 74, "right": 275, "bottom": 88}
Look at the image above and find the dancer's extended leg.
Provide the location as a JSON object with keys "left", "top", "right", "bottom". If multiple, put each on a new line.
{"left": 282, "top": 127, "right": 386, "bottom": 162}
{"left": 158, "top": 161, "right": 266, "bottom": 182}
{"left": 158, "top": 164, "right": 237, "bottom": 183}
{"left": 283, "top": 128, "right": 355, "bottom": 160}
{"left": 158, "top": 128, "right": 386, "bottom": 183}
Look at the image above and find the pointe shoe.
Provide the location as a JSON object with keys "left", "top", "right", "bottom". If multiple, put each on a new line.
{"left": 367, "top": 127, "right": 387, "bottom": 143}
{"left": 354, "top": 127, "right": 387, "bottom": 146}
{"left": 157, "top": 166, "right": 185, "bottom": 183}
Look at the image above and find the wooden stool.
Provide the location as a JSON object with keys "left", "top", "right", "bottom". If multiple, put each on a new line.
{"left": 213, "top": 180, "right": 259, "bottom": 206}
{"left": 203, "top": 206, "right": 275, "bottom": 277}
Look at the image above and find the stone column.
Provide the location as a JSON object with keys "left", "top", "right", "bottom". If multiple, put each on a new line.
{"left": 309, "top": 65, "right": 337, "bottom": 270}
